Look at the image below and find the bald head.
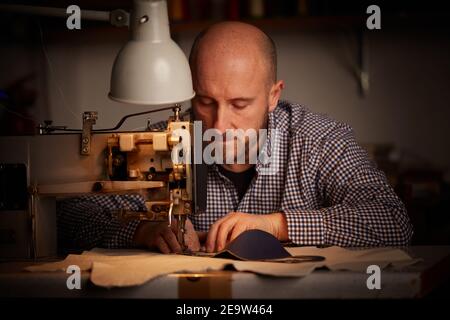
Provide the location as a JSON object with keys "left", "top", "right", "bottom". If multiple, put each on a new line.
{"left": 189, "top": 22, "right": 277, "bottom": 85}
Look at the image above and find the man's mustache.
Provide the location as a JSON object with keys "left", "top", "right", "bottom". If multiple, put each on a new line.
{"left": 208, "top": 136, "right": 252, "bottom": 149}
{"left": 200, "top": 128, "right": 268, "bottom": 152}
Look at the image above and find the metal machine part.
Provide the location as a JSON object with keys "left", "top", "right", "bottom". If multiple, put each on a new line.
{"left": 103, "top": 106, "right": 194, "bottom": 250}
{"left": 81, "top": 111, "right": 98, "bottom": 156}
{"left": 0, "top": 105, "right": 207, "bottom": 258}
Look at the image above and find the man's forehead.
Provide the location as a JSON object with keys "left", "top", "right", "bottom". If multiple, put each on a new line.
{"left": 194, "top": 45, "right": 266, "bottom": 79}
{"left": 194, "top": 57, "right": 263, "bottom": 87}
{"left": 196, "top": 51, "right": 258, "bottom": 70}
{"left": 192, "top": 55, "right": 268, "bottom": 100}
{"left": 196, "top": 33, "right": 261, "bottom": 57}
{"left": 194, "top": 73, "right": 260, "bottom": 98}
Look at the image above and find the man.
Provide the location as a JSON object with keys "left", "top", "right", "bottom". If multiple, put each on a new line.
{"left": 58, "top": 22, "right": 413, "bottom": 254}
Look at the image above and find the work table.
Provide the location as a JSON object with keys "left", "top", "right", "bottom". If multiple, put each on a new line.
{"left": 0, "top": 246, "right": 449, "bottom": 299}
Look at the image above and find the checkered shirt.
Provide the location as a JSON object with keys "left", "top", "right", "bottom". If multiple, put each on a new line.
{"left": 57, "top": 100, "right": 413, "bottom": 249}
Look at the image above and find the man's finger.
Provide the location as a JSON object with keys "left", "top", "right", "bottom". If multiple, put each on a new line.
{"left": 162, "top": 229, "right": 182, "bottom": 253}
{"left": 197, "top": 231, "right": 207, "bottom": 243}
{"left": 185, "top": 231, "right": 200, "bottom": 252}
{"left": 206, "top": 218, "right": 223, "bottom": 253}
{"left": 185, "top": 218, "right": 194, "bottom": 229}
{"left": 216, "top": 217, "right": 237, "bottom": 252}
{"left": 170, "top": 219, "right": 179, "bottom": 233}
{"left": 182, "top": 218, "right": 200, "bottom": 251}
{"left": 229, "top": 224, "right": 246, "bottom": 243}
{"left": 155, "top": 236, "right": 170, "bottom": 254}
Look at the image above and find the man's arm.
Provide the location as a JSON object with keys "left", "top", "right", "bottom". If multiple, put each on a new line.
{"left": 57, "top": 194, "right": 144, "bottom": 250}
{"left": 283, "top": 130, "right": 414, "bottom": 247}
{"left": 57, "top": 194, "right": 200, "bottom": 252}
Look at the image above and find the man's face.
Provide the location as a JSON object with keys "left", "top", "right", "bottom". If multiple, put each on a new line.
{"left": 192, "top": 54, "right": 270, "bottom": 133}
{"left": 192, "top": 50, "right": 275, "bottom": 166}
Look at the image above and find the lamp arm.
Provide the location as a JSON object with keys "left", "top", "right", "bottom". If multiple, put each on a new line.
{"left": 38, "top": 105, "right": 181, "bottom": 134}
{"left": 0, "top": 4, "right": 129, "bottom": 27}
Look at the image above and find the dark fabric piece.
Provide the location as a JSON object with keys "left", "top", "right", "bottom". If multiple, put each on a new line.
{"left": 214, "top": 229, "right": 291, "bottom": 260}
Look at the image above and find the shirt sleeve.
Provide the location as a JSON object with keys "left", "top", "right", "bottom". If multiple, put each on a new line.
{"left": 283, "top": 128, "right": 414, "bottom": 247}
{"left": 56, "top": 194, "right": 146, "bottom": 250}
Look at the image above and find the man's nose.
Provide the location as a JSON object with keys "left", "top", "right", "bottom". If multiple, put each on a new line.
{"left": 212, "top": 104, "right": 230, "bottom": 134}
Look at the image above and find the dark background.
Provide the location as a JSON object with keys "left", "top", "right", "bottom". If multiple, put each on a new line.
{"left": 1, "top": 0, "right": 449, "bottom": 245}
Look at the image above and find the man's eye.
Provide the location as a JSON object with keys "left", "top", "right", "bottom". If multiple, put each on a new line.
{"left": 233, "top": 103, "right": 248, "bottom": 109}
{"left": 199, "top": 99, "right": 214, "bottom": 106}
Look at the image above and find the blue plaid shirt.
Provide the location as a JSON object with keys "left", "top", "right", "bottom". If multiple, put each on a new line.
{"left": 57, "top": 100, "right": 413, "bottom": 249}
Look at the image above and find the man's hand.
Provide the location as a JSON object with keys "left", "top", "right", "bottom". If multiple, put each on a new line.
{"left": 206, "top": 212, "right": 289, "bottom": 253}
{"left": 133, "top": 218, "right": 200, "bottom": 253}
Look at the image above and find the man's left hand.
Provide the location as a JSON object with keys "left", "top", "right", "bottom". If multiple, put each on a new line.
{"left": 206, "top": 212, "right": 289, "bottom": 253}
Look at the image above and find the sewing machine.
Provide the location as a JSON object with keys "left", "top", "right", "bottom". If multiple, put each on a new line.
{"left": 0, "top": 0, "right": 203, "bottom": 259}
{"left": 0, "top": 106, "right": 206, "bottom": 259}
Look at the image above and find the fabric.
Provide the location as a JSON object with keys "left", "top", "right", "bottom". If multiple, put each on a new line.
{"left": 214, "top": 229, "right": 292, "bottom": 260}
{"left": 25, "top": 246, "right": 420, "bottom": 288}
{"left": 57, "top": 100, "right": 413, "bottom": 249}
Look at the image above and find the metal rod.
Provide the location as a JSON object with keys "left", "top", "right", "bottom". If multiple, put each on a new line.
{"left": 28, "top": 187, "right": 37, "bottom": 259}
{"left": 39, "top": 105, "right": 175, "bottom": 133}
{"left": 177, "top": 215, "right": 187, "bottom": 250}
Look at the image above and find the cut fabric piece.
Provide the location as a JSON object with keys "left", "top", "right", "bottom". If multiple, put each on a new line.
{"left": 215, "top": 229, "right": 290, "bottom": 260}
{"left": 214, "top": 229, "right": 325, "bottom": 263}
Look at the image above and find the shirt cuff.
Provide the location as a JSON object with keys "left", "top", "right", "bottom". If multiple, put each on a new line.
{"left": 282, "top": 208, "right": 325, "bottom": 245}
{"left": 103, "top": 219, "right": 141, "bottom": 249}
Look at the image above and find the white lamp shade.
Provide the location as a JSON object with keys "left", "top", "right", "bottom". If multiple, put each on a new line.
{"left": 109, "top": 39, "right": 194, "bottom": 105}
{"left": 109, "top": 0, "right": 195, "bottom": 105}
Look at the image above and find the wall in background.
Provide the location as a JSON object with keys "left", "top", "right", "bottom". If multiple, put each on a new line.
{"left": 1, "top": 26, "right": 449, "bottom": 169}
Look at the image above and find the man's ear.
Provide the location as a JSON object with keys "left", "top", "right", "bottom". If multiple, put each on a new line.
{"left": 268, "top": 80, "right": 284, "bottom": 113}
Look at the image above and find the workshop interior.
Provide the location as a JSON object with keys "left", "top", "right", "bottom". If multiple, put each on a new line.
{"left": 0, "top": 0, "right": 450, "bottom": 304}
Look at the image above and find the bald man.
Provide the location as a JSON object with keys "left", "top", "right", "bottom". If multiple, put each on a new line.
{"left": 58, "top": 22, "right": 413, "bottom": 254}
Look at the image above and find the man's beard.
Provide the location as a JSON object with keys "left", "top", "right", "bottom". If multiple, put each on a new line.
{"left": 216, "top": 135, "right": 260, "bottom": 165}
{"left": 210, "top": 113, "right": 268, "bottom": 166}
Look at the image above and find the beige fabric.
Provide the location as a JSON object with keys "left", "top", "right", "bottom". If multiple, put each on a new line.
{"left": 25, "top": 246, "right": 420, "bottom": 288}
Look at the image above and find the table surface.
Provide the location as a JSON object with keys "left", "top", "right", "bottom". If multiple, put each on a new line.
{"left": 0, "top": 246, "right": 449, "bottom": 299}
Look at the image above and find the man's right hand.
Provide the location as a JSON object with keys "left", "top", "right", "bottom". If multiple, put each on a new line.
{"left": 133, "top": 218, "right": 200, "bottom": 254}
